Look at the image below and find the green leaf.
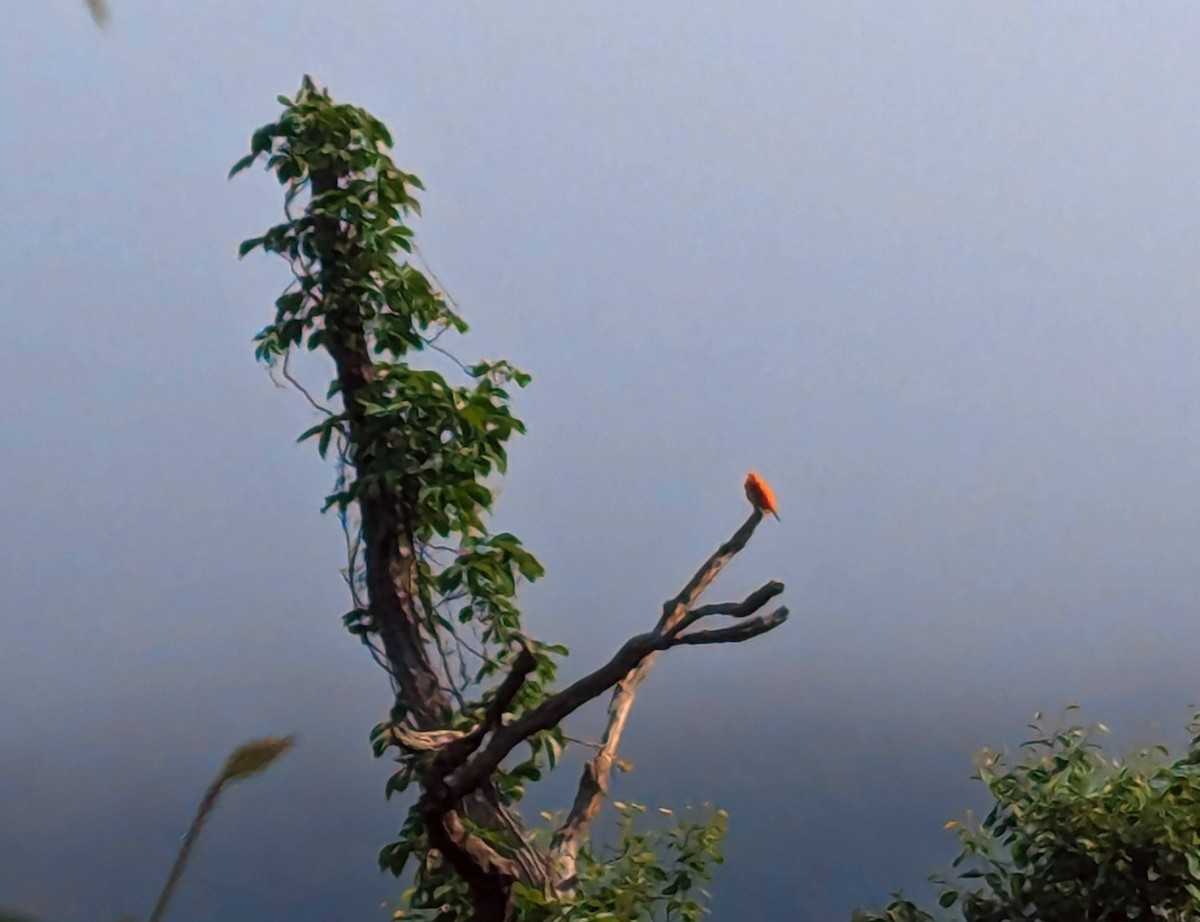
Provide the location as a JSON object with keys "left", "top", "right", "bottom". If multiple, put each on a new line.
{"left": 317, "top": 423, "right": 335, "bottom": 458}
{"left": 297, "top": 422, "right": 326, "bottom": 443}
{"left": 237, "top": 236, "right": 266, "bottom": 259}
{"left": 250, "top": 125, "right": 277, "bottom": 155}
{"left": 228, "top": 153, "right": 258, "bottom": 179}
{"left": 378, "top": 842, "right": 410, "bottom": 877}
{"left": 385, "top": 768, "right": 413, "bottom": 799}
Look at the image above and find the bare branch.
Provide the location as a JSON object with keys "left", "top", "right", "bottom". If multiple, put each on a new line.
{"left": 444, "top": 604, "right": 782, "bottom": 800}
{"left": 674, "top": 579, "right": 785, "bottom": 634}
{"left": 431, "top": 627, "right": 468, "bottom": 710}
{"left": 662, "top": 510, "right": 763, "bottom": 626}
{"left": 424, "top": 338, "right": 475, "bottom": 376}
{"left": 440, "top": 630, "right": 665, "bottom": 805}
{"left": 390, "top": 725, "right": 472, "bottom": 752}
{"left": 548, "top": 667, "right": 642, "bottom": 881}
{"left": 548, "top": 510, "right": 777, "bottom": 886}
{"left": 417, "top": 577, "right": 469, "bottom": 709}
{"left": 674, "top": 607, "right": 789, "bottom": 645}
{"left": 440, "top": 810, "right": 519, "bottom": 875}
{"left": 482, "top": 637, "right": 538, "bottom": 728}
{"left": 433, "top": 637, "right": 539, "bottom": 771}
{"left": 281, "top": 350, "right": 336, "bottom": 416}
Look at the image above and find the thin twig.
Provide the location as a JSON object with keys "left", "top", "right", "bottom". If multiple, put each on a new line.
{"left": 148, "top": 778, "right": 225, "bottom": 922}
{"left": 413, "top": 243, "right": 462, "bottom": 314}
{"left": 424, "top": 338, "right": 474, "bottom": 376}
{"left": 282, "top": 350, "right": 335, "bottom": 416}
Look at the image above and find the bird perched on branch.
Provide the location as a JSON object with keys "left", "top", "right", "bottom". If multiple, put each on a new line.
{"left": 744, "top": 471, "right": 780, "bottom": 521}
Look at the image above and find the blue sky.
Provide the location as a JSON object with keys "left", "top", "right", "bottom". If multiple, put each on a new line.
{"left": 4, "top": 3, "right": 1200, "bottom": 920}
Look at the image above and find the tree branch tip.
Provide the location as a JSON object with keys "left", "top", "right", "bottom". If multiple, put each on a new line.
{"left": 679, "top": 579, "right": 788, "bottom": 629}
{"left": 674, "top": 606, "right": 789, "bottom": 646}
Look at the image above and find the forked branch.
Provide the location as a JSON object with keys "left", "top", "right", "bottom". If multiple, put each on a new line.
{"left": 408, "top": 509, "right": 786, "bottom": 894}
{"left": 543, "top": 509, "right": 784, "bottom": 886}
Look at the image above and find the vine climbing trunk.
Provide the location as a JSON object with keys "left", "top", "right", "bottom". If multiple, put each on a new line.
{"left": 308, "top": 164, "right": 531, "bottom": 921}
{"left": 309, "top": 164, "right": 449, "bottom": 730}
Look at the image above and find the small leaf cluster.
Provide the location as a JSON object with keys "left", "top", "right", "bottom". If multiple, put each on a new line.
{"left": 854, "top": 710, "right": 1200, "bottom": 922}
{"left": 558, "top": 803, "right": 727, "bottom": 922}
{"left": 386, "top": 804, "right": 728, "bottom": 922}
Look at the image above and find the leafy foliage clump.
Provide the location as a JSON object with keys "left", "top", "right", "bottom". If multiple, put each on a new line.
{"left": 394, "top": 804, "right": 728, "bottom": 922}
{"left": 524, "top": 804, "right": 727, "bottom": 922}
{"left": 855, "top": 709, "right": 1200, "bottom": 922}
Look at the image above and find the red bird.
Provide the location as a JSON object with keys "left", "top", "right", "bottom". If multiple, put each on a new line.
{"left": 744, "top": 471, "right": 780, "bottom": 521}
